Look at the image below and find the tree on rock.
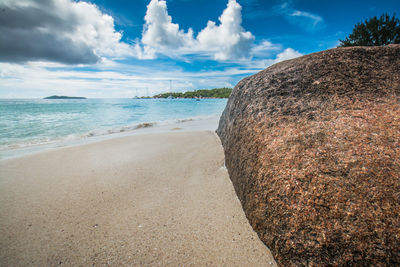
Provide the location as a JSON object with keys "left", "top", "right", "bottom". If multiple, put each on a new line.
{"left": 339, "top": 13, "right": 400, "bottom": 47}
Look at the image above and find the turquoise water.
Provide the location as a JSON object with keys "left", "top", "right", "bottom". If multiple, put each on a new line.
{"left": 0, "top": 98, "right": 227, "bottom": 150}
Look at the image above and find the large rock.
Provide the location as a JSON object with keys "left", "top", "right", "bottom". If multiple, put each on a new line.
{"left": 217, "top": 45, "right": 400, "bottom": 266}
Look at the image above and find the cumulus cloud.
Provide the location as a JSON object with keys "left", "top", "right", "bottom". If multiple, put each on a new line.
{"left": 196, "top": 0, "right": 254, "bottom": 60}
{"left": 0, "top": 0, "right": 302, "bottom": 65}
{"left": 139, "top": 0, "right": 301, "bottom": 62}
{"left": 275, "top": 48, "right": 303, "bottom": 63}
{"left": 0, "top": 0, "right": 134, "bottom": 64}
{"left": 140, "top": 0, "right": 254, "bottom": 61}
{"left": 251, "top": 40, "right": 281, "bottom": 57}
{"left": 141, "top": 0, "right": 194, "bottom": 50}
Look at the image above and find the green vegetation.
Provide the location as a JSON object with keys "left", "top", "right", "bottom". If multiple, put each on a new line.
{"left": 44, "top": 95, "right": 86, "bottom": 99}
{"left": 339, "top": 13, "right": 400, "bottom": 47}
{"left": 153, "top": 87, "right": 232, "bottom": 99}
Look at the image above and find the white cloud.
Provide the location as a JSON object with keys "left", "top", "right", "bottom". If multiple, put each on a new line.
{"left": 290, "top": 10, "right": 323, "bottom": 27}
{"left": 140, "top": 0, "right": 254, "bottom": 61}
{"left": 133, "top": 42, "right": 157, "bottom": 60}
{"left": 0, "top": 60, "right": 255, "bottom": 98}
{"left": 138, "top": 0, "right": 303, "bottom": 63}
{"left": 196, "top": 0, "right": 255, "bottom": 60}
{"left": 68, "top": 1, "right": 134, "bottom": 59}
{"left": 0, "top": 0, "right": 307, "bottom": 99}
{"left": 0, "top": 0, "right": 302, "bottom": 65}
{"left": 0, "top": 0, "right": 135, "bottom": 64}
{"left": 274, "top": 48, "right": 303, "bottom": 63}
{"left": 141, "top": 0, "right": 194, "bottom": 49}
{"left": 276, "top": 2, "right": 324, "bottom": 33}
{"left": 251, "top": 40, "right": 281, "bottom": 57}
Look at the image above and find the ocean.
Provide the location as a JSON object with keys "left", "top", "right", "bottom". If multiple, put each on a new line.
{"left": 0, "top": 98, "right": 227, "bottom": 159}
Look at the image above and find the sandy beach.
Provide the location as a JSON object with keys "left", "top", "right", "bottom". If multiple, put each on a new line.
{"left": 0, "top": 127, "right": 276, "bottom": 266}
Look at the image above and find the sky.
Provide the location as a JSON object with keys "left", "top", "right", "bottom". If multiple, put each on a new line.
{"left": 0, "top": 0, "right": 399, "bottom": 98}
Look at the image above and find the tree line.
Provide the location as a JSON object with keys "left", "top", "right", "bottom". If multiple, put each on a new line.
{"left": 153, "top": 87, "right": 232, "bottom": 99}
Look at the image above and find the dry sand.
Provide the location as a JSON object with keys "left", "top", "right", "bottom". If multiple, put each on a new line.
{"left": 0, "top": 130, "right": 276, "bottom": 266}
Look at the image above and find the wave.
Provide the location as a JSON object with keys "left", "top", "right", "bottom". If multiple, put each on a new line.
{"left": 0, "top": 115, "right": 217, "bottom": 154}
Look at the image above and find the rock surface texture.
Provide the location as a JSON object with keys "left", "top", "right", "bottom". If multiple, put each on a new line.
{"left": 217, "top": 45, "right": 400, "bottom": 266}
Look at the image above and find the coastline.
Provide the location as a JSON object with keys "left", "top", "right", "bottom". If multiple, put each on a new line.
{"left": 0, "top": 98, "right": 228, "bottom": 161}
{"left": 0, "top": 117, "right": 276, "bottom": 266}
{"left": 0, "top": 114, "right": 221, "bottom": 161}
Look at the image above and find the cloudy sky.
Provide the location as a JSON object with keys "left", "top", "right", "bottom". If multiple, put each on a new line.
{"left": 0, "top": 0, "right": 398, "bottom": 98}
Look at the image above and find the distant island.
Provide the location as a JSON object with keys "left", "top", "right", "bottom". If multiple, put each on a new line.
{"left": 44, "top": 95, "right": 87, "bottom": 99}
{"left": 153, "top": 88, "right": 232, "bottom": 99}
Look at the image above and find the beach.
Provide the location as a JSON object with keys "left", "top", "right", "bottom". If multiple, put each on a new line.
{"left": 0, "top": 121, "right": 276, "bottom": 266}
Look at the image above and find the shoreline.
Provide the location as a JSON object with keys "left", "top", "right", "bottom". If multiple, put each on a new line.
{"left": 0, "top": 128, "right": 276, "bottom": 266}
{"left": 0, "top": 114, "right": 221, "bottom": 161}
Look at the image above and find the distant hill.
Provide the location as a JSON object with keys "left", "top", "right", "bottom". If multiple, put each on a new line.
{"left": 44, "top": 95, "right": 86, "bottom": 99}
{"left": 153, "top": 88, "right": 232, "bottom": 99}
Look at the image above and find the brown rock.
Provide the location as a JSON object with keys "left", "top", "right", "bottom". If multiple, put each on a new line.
{"left": 217, "top": 45, "right": 400, "bottom": 266}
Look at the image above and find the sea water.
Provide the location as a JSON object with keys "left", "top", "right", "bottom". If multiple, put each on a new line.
{"left": 0, "top": 98, "right": 227, "bottom": 158}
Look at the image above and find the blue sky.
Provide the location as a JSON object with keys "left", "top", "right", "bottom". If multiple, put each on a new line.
{"left": 0, "top": 0, "right": 399, "bottom": 98}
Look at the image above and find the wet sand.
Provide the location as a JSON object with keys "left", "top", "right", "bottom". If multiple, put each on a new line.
{"left": 0, "top": 130, "right": 276, "bottom": 266}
